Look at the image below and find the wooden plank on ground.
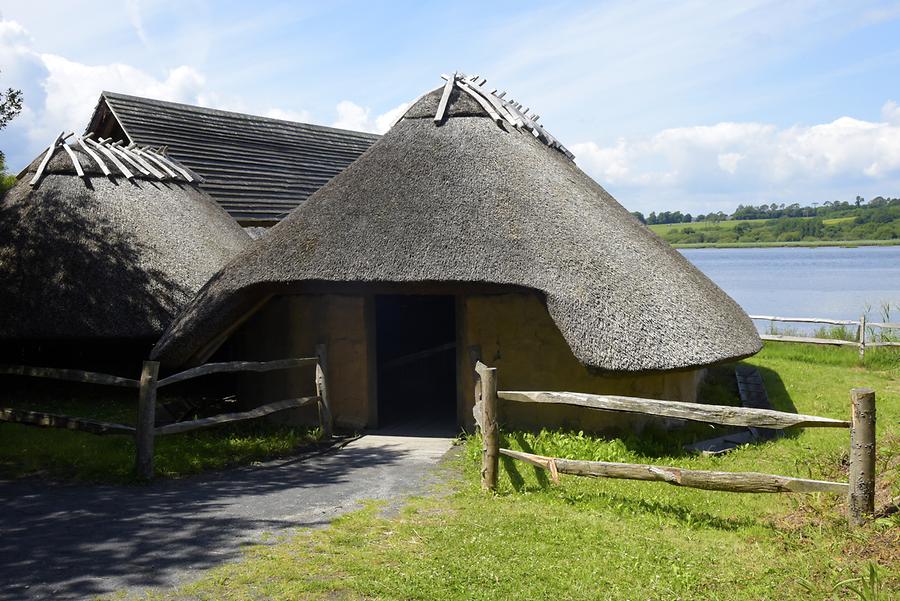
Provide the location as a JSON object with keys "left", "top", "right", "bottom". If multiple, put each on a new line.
{"left": 154, "top": 396, "right": 319, "bottom": 435}
{"left": 0, "top": 407, "right": 135, "bottom": 435}
{"left": 735, "top": 366, "right": 781, "bottom": 442}
{"left": 500, "top": 449, "right": 848, "bottom": 494}
{"left": 497, "top": 390, "right": 849, "bottom": 429}
{"left": 0, "top": 364, "right": 140, "bottom": 388}
{"left": 157, "top": 357, "right": 317, "bottom": 387}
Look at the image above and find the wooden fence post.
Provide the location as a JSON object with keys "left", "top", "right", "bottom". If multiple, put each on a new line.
{"left": 858, "top": 315, "right": 866, "bottom": 360}
{"left": 315, "top": 344, "right": 333, "bottom": 438}
{"left": 476, "top": 362, "right": 499, "bottom": 491}
{"left": 135, "top": 360, "right": 159, "bottom": 480}
{"left": 848, "top": 387, "right": 876, "bottom": 527}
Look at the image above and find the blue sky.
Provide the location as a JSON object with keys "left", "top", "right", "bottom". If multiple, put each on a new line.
{"left": 1, "top": 0, "right": 899, "bottom": 214}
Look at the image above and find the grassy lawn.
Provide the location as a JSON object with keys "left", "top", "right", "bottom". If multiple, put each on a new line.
{"left": 0, "top": 377, "right": 322, "bottom": 482}
{"left": 139, "top": 344, "right": 898, "bottom": 600}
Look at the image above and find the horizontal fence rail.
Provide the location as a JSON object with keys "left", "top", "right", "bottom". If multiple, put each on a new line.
{"left": 0, "top": 364, "right": 139, "bottom": 388}
{"left": 750, "top": 315, "right": 859, "bottom": 326}
{"left": 500, "top": 449, "right": 849, "bottom": 494}
{"left": 475, "top": 362, "right": 877, "bottom": 527}
{"left": 498, "top": 390, "right": 850, "bottom": 429}
{"left": 0, "top": 407, "right": 135, "bottom": 435}
{"left": 749, "top": 313, "right": 900, "bottom": 355}
{"left": 154, "top": 396, "right": 320, "bottom": 436}
{"left": 0, "top": 351, "right": 333, "bottom": 481}
{"left": 757, "top": 334, "right": 860, "bottom": 347}
{"left": 156, "top": 357, "right": 318, "bottom": 388}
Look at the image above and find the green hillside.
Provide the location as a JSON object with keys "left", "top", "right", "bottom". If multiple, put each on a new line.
{"left": 642, "top": 199, "right": 899, "bottom": 247}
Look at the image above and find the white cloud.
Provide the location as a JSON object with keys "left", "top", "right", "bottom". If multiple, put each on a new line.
{"left": 0, "top": 18, "right": 209, "bottom": 168}
{"left": 37, "top": 54, "right": 205, "bottom": 142}
{"left": 0, "top": 18, "right": 314, "bottom": 169}
{"left": 882, "top": 100, "right": 900, "bottom": 125}
{"left": 332, "top": 100, "right": 411, "bottom": 134}
{"left": 572, "top": 109, "right": 900, "bottom": 207}
{"left": 717, "top": 152, "right": 743, "bottom": 174}
{"left": 332, "top": 100, "right": 371, "bottom": 132}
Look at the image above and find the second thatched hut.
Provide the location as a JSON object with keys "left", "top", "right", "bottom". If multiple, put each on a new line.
{"left": 0, "top": 136, "right": 250, "bottom": 367}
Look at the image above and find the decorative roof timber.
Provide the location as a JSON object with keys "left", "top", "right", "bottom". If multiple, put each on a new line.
{"left": 76, "top": 135, "right": 111, "bottom": 176}
{"left": 26, "top": 132, "right": 198, "bottom": 187}
{"left": 436, "top": 72, "right": 574, "bottom": 160}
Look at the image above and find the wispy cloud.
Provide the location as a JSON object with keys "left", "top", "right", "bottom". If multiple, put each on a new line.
{"left": 125, "top": 0, "right": 150, "bottom": 48}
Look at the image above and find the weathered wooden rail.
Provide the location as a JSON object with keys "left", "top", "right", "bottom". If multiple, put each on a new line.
{"left": 475, "top": 362, "right": 877, "bottom": 527}
{"left": 0, "top": 345, "right": 334, "bottom": 479}
{"left": 750, "top": 314, "right": 900, "bottom": 357}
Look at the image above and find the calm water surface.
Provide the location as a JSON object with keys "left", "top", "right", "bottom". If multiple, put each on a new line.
{"left": 679, "top": 246, "right": 900, "bottom": 321}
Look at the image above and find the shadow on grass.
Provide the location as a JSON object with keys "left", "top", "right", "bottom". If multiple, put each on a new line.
{"left": 499, "top": 432, "right": 551, "bottom": 492}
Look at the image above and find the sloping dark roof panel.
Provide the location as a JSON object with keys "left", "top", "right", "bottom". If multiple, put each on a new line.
{"left": 88, "top": 92, "right": 380, "bottom": 223}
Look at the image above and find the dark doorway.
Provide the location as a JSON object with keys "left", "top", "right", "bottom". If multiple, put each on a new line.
{"left": 375, "top": 295, "right": 457, "bottom": 434}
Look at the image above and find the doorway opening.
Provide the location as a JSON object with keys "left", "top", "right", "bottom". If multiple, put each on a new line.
{"left": 374, "top": 294, "right": 457, "bottom": 434}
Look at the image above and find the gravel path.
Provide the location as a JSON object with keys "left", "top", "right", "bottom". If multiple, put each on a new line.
{"left": 0, "top": 434, "right": 454, "bottom": 600}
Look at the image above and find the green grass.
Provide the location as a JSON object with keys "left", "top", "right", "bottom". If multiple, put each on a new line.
{"left": 141, "top": 344, "right": 899, "bottom": 600}
{"left": 0, "top": 379, "right": 322, "bottom": 482}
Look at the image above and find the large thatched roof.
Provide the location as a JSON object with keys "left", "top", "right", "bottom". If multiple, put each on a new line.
{"left": 0, "top": 138, "right": 251, "bottom": 340}
{"left": 153, "top": 76, "right": 761, "bottom": 371}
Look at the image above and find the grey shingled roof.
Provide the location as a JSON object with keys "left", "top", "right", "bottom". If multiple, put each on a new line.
{"left": 153, "top": 82, "right": 761, "bottom": 371}
{"left": 87, "top": 92, "right": 380, "bottom": 224}
{"left": 0, "top": 143, "right": 251, "bottom": 340}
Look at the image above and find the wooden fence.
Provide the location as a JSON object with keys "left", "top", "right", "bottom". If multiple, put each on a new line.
{"left": 474, "top": 362, "right": 877, "bottom": 527}
{"left": 0, "top": 344, "right": 333, "bottom": 479}
{"left": 750, "top": 314, "right": 900, "bottom": 357}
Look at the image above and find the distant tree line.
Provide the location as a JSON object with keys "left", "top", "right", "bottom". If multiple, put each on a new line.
{"left": 633, "top": 197, "right": 898, "bottom": 226}
{"left": 641, "top": 196, "right": 899, "bottom": 245}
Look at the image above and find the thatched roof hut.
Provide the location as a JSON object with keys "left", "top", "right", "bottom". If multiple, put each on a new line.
{"left": 0, "top": 136, "right": 251, "bottom": 343}
{"left": 151, "top": 75, "right": 761, "bottom": 431}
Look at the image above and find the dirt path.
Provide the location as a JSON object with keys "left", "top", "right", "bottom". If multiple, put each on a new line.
{"left": 0, "top": 434, "right": 454, "bottom": 600}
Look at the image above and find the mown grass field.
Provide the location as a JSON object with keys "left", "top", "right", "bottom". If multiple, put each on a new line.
{"left": 139, "top": 343, "right": 899, "bottom": 600}
{"left": 649, "top": 218, "right": 771, "bottom": 235}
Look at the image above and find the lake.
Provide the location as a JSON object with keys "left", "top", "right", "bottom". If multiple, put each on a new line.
{"left": 679, "top": 246, "right": 900, "bottom": 325}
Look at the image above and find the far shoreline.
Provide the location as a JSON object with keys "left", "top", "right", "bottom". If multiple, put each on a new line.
{"left": 672, "top": 239, "right": 900, "bottom": 249}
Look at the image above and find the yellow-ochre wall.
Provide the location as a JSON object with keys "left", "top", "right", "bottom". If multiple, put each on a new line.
{"left": 233, "top": 294, "right": 370, "bottom": 430}
{"left": 459, "top": 293, "right": 703, "bottom": 432}
{"left": 232, "top": 290, "right": 703, "bottom": 433}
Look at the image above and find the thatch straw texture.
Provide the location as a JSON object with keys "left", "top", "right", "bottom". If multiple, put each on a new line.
{"left": 0, "top": 145, "right": 251, "bottom": 339}
{"left": 153, "top": 86, "right": 761, "bottom": 371}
